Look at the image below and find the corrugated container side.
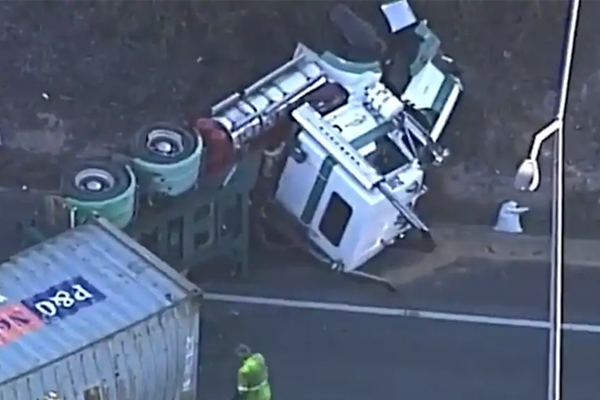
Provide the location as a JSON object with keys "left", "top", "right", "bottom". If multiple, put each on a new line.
{"left": 0, "top": 219, "right": 203, "bottom": 400}
{"left": 1, "top": 299, "right": 200, "bottom": 400}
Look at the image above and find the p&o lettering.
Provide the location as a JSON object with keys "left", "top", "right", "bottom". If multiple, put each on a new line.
{"left": 21, "top": 276, "right": 106, "bottom": 323}
{"left": 34, "top": 284, "right": 95, "bottom": 317}
{"left": 72, "top": 284, "right": 95, "bottom": 302}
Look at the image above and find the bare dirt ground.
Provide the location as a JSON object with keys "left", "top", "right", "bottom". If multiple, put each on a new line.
{"left": 0, "top": 0, "right": 598, "bottom": 232}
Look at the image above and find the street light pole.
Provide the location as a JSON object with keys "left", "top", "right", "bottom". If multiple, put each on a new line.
{"left": 547, "top": 1, "right": 580, "bottom": 399}
{"left": 513, "top": 1, "right": 580, "bottom": 399}
{"left": 547, "top": 118, "right": 564, "bottom": 400}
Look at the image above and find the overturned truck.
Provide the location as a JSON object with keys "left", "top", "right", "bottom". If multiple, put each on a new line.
{"left": 20, "top": 1, "right": 463, "bottom": 282}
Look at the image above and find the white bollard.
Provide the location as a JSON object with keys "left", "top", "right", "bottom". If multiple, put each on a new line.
{"left": 494, "top": 200, "right": 529, "bottom": 234}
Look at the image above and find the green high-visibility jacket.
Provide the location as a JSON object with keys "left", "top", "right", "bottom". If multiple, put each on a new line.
{"left": 237, "top": 353, "right": 271, "bottom": 400}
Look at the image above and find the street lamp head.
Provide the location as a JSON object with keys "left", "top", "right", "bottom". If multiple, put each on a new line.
{"left": 514, "top": 158, "right": 540, "bottom": 192}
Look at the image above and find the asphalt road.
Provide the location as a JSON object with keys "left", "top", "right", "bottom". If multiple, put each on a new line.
{"left": 199, "top": 302, "right": 600, "bottom": 400}
{"left": 2, "top": 196, "right": 600, "bottom": 400}
{"left": 199, "top": 250, "right": 600, "bottom": 324}
{"left": 196, "top": 250, "right": 600, "bottom": 400}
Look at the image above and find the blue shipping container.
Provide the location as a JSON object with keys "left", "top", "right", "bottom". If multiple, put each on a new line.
{"left": 0, "top": 218, "right": 203, "bottom": 400}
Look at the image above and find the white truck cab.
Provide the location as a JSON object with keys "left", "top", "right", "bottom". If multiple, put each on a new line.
{"left": 210, "top": 0, "right": 463, "bottom": 273}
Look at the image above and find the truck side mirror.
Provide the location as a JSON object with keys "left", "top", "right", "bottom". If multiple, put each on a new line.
{"left": 410, "top": 20, "right": 441, "bottom": 76}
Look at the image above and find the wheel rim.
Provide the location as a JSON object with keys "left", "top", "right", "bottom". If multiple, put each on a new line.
{"left": 146, "top": 129, "right": 184, "bottom": 157}
{"left": 74, "top": 168, "right": 115, "bottom": 193}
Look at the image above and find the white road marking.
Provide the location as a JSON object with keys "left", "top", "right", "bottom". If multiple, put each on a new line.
{"left": 204, "top": 292, "right": 600, "bottom": 334}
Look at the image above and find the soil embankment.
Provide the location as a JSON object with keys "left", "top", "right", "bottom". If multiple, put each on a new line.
{"left": 0, "top": 1, "right": 597, "bottom": 235}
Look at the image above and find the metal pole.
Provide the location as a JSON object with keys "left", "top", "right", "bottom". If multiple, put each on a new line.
{"left": 548, "top": 121, "right": 564, "bottom": 400}
{"left": 548, "top": 0, "right": 580, "bottom": 399}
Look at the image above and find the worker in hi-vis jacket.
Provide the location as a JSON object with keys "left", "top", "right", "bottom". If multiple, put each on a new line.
{"left": 235, "top": 344, "right": 272, "bottom": 400}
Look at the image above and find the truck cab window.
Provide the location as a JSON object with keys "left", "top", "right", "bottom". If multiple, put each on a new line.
{"left": 319, "top": 192, "right": 352, "bottom": 247}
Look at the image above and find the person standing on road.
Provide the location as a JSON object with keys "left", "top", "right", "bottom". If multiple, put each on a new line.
{"left": 235, "top": 344, "right": 272, "bottom": 400}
